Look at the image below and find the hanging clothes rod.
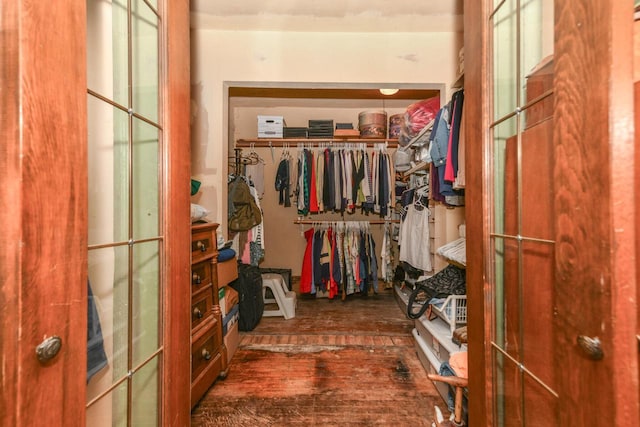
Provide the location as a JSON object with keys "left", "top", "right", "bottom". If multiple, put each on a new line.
{"left": 236, "top": 138, "right": 399, "bottom": 148}
{"left": 293, "top": 219, "right": 400, "bottom": 225}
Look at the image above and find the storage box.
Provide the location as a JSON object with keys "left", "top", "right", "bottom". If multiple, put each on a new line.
{"left": 258, "top": 115, "right": 284, "bottom": 138}
{"left": 217, "top": 257, "right": 238, "bottom": 287}
{"left": 224, "top": 321, "right": 239, "bottom": 364}
{"left": 223, "top": 304, "right": 240, "bottom": 364}
{"left": 222, "top": 304, "right": 239, "bottom": 335}
{"left": 224, "top": 285, "right": 239, "bottom": 309}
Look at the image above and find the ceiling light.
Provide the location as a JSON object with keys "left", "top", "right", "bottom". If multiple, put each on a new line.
{"left": 379, "top": 88, "right": 399, "bottom": 96}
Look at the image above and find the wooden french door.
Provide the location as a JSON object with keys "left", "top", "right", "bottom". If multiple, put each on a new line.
{"left": 465, "top": 0, "right": 639, "bottom": 425}
{"left": 1, "top": 1, "right": 191, "bottom": 426}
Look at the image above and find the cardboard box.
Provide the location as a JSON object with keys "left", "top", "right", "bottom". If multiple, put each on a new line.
{"left": 258, "top": 115, "right": 284, "bottom": 138}
{"left": 223, "top": 304, "right": 240, "bottom": 364}
{"left": 224, "top": 285, "right": 239, "bottom": 309}
{"left": 217, "top": 258, "right": 238, "bottom": 287}
{"left": 224, "top": 321, "right": 239, "bottom": 364}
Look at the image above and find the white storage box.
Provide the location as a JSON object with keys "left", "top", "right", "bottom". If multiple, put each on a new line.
{"left": 258, "top": 115, "right": 284, "bottom": 138}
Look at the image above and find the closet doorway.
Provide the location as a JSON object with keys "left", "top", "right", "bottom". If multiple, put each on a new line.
{"left": 223, "top": 83, "right": 443, "bottom": 278}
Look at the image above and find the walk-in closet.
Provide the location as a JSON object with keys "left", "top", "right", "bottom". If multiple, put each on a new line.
{"left": 7, "top": 1, "right": 634, "bottom": 426}
{"left": 189, "top": 80, "right": 469, "bottom": 425}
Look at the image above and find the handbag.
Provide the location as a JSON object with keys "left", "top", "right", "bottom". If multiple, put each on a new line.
{"left": 228, "top": 177, "right": 262, "bottom": 231}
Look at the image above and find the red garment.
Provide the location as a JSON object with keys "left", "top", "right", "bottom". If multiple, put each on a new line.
{"left": 299, "top": 228, "right": 315, "bottom": 294}
{"left": 309, "top": 151, "right": 319, "bottom": 213}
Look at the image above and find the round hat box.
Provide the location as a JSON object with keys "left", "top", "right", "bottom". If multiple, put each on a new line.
{"left": 358, "top": 111, "right": 387, "bottom": 138}
{"left": 388, "top": 114, "right": 403, "bottom": 139}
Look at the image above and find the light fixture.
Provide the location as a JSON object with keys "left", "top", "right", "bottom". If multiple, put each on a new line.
{"left": 379, "top": 88, "right": 399, "bottom": 96}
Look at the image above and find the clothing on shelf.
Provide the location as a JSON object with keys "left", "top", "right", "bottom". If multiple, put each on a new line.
{"left": 293, "top": 144, "right": 394, "bottom": 218}
{"left": 436, "top": 237, "right": 466, "bottom": 267}
{"left": 428, "top": 89, "right": 465, "bottom": 205}
{"left": 299, "top": 221, "right": 380, "bottom": 299}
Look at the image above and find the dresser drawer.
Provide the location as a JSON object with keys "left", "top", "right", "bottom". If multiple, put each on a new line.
{"left": 191, "top": 319, "right": 222, "bottom": 379}
{"left": 191, "top": 225, "right": 217, "bottom": 264}
{"left": 191, "top": 289, "right": 213, "bottom": 331}
{"left": 191, "top": 259, "right": 213, "bottom": 294}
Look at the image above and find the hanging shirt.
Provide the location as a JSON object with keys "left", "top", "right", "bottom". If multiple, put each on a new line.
{"left": 309, "top": 150, "right": 319, "bottom": 213}
{"left": 245, "top": 161, "right": 265, "bottom": 199}
{"left": 316, "top": 150, "right": 325, "bottom": 212}
{"left": 399, "top": 203, "right": 433, "bottom": 272}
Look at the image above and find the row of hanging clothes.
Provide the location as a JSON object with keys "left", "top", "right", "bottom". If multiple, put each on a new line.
{"left": 299, "top": 221, "right": 393, "bottom": 299}
{"left": 287, "top": 143, "right": 395, "bottom": 217}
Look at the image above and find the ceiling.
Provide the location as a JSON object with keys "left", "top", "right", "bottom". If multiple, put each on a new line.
{"left": 190, "top": 0, "right": 464, "bottom": 32}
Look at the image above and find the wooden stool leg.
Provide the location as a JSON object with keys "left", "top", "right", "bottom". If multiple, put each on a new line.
{"left": 454, "top": 385, "right": 464, "bottom": 425}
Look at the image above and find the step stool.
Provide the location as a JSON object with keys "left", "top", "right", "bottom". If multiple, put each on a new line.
{"left": 261, "top": 273, "right": 297, "bottom": 319}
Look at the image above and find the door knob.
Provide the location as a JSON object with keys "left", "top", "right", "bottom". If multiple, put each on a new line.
{"left": 36, "top": 336, "right": 62, "bottom": 363}
{"left": 577, "top": 335, "right": 604, "bottom": 360}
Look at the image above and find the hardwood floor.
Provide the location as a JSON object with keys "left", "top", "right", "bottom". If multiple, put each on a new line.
{"left": 191, "top": 287, "right": 445, "bottom": 426}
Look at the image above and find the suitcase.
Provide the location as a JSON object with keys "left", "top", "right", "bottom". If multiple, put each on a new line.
{"left": 229, "top": 263, "right": 264, "bottom": 331}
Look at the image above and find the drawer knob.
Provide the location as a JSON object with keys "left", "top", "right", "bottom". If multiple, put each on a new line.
{"left": 196, "top": 241, "right": 207, "bottom": 252}
{"left": 192, "top": 272, "right": 201, "bottom": 284}
{"left": 202, "top": 349, "right": 211, "bottom": 361}
{"left": 193, "top": 307, "right": 203, "bottom": 319}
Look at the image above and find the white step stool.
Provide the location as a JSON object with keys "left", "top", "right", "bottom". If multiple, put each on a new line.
{"left": 261, "top": 273, "right": 297, "bottom": 319}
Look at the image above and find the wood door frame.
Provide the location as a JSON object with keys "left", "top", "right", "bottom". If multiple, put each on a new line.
{"left": 463, "top": 0, "right": 491, "bottom": 424}
{"left": 162, "top": 0, "right": 192, "bottom": 425}
{"left": 464, "top": 0, "right": 639, "bottom": 424}
{"left": 1, "top": 1, "right": 192, "bottom": 425}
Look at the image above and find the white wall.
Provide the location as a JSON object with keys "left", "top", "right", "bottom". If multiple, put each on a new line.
{"left": 190, "top": 29, "right": 463, "bottom": 228}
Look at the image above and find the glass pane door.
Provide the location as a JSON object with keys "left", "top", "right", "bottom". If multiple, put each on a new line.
{"left": 489, "top": 0, "right": 555, "bottom": 425}
{"left": 86, "top": 0, "right": 163, "bottom": 425}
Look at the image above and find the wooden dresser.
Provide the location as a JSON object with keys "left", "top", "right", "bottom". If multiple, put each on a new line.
{"left": 190, "top": 222, "right": 228, "bottom": 408}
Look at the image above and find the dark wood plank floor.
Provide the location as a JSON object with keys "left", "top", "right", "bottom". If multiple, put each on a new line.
{"left": 191, "top": 288, "right": 444, "bottom": 426}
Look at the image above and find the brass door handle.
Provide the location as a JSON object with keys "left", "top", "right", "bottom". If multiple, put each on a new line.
{"left": 577, "top": 335, "right": 604, "bottom": 360}
{"left": 196, "top": 241, "right": 207, "bottom": 252}
{"left": 193, "top": 307, "right": 203, "bottom": 319}
{"left": 36, "top": 336, "right": 62, "bottom": 363}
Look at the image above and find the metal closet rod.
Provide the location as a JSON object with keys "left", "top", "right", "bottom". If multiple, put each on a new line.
{"left": 293, "top": 219, "right": 400, "bottom": 224}
{"left": 236, "top": 139, "right": 398, "bottom": 148}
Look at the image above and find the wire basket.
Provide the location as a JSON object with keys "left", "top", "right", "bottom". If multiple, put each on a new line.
{"left": 431, "top": 295, "right": 467, "bottom": 335}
